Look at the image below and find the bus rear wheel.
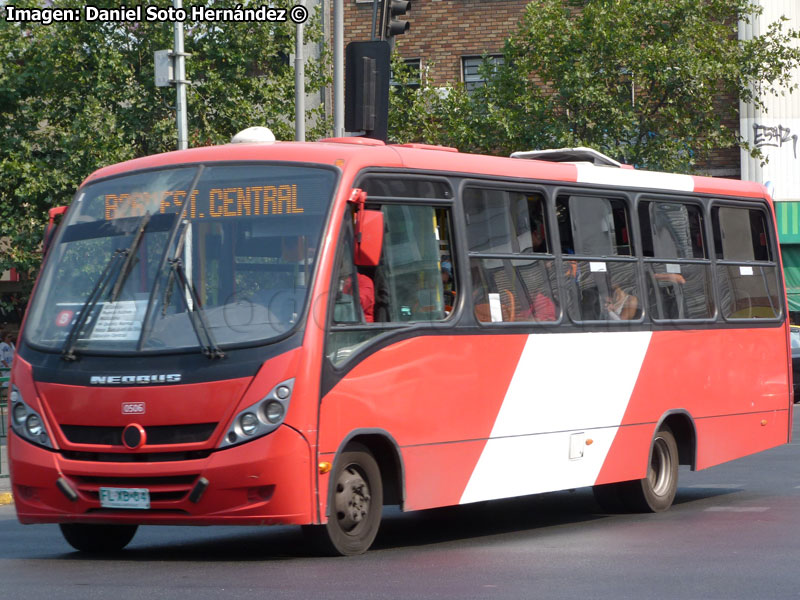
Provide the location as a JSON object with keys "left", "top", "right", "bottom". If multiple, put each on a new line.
{"left": 622, "top": 426, "right": 679, "bottom": 512}
{"left": 306, "top": 444, "right": 383, "bottom": 556}
{"left": 59, "top": 523, "right": 138, "bottom": 553}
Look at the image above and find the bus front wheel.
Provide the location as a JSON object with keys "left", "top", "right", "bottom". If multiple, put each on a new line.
{"left": 59, "top": 523, "right": 138, "bottom": 553}
{"left": 306, "top": 444, "right": 383, "bottom": 556}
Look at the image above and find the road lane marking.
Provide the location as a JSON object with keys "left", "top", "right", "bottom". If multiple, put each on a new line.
{"left": 688, "top": 484, "right": 745, "bottom": 489}
{"left": 704, "top": 506, "right": 768, "bottom": 512}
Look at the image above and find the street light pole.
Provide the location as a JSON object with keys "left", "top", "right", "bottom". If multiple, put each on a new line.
{"left": 174, "top": 0, "right": 189, "bottom": 150}
{"left": 295, "top": 0, "right": 306, "bottom": 141}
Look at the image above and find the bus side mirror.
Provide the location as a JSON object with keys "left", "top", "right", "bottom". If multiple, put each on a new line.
{"left": 43, "top": 206, "right": 68, "bottom": 256}
{"left": 348, "top": 188, "right": 384, "bottom": 267}
{"left": 354, "top": 209, "right": 384, "bottom": 266}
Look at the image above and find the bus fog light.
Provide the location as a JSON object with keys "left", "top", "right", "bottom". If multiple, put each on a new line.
{"left": 26, "top": 414, "right": 44, "bottom": 437}
{"left": 10, "top": 389, "right": 19, "bottom": 403}
{"left": 276, "top": 385, "right": 291, "bottom": 400}
{"left": 264, "top": 401, "right": 284, "bottom": 423}
{"left": 13, "top": 403, "right": 27, "bottom": 426}
{"left": 239, "top": 412, "right": 258, "bottom": 436}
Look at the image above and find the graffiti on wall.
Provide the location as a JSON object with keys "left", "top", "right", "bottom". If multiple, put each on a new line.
{"left": 753, "top": 124, "right": 798, "bottom": 159}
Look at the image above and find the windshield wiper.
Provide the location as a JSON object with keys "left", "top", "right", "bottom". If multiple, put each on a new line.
{"left": 137, "top": 167, "right": 205, "bottom": 353}
{"left": 110, "top": 213, "right": 151, "bottom": 302}
{"left": 167, "top": 257, "right": 225, "bottom": 359}
{"left": 61, "top": 213, "right": 151, "bottom": 361}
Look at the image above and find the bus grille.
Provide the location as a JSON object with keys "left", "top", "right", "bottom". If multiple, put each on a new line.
{"left": 60, "top": 423, "right": 218, "bottom": 446}
{"left": 61, "top": 450, "right": 212, "bottom": 462}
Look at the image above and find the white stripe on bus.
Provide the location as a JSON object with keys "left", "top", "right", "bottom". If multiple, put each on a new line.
{"left": 460, "top": 331, "right": 652, "bottom": 504}
{"left": 576, "top": 164, "right": 695, "bottom": 192}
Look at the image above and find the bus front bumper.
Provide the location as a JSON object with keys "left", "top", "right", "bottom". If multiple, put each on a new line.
{"left": 9, "top": 426, "right": 315, "bottom": 526}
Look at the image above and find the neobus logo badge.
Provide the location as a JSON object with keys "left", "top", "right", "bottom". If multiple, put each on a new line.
{"left": 89, "top": 374, "right": 182, "bottom": 385}
{"left": 122, "top": 402, "right": 146, "bottom": 415}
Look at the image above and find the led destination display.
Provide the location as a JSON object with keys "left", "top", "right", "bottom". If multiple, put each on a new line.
{"left": 104, "top": 184, "right": 305, "bottom": 221}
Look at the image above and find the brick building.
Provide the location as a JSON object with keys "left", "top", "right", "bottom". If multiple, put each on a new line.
{"left": 343, "top": 0, "right": 529, "bottom": 87}
{"left": 335, "top": 0, "right": 741, "bottom": 177}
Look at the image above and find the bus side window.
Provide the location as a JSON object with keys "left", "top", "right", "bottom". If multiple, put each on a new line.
{"left": 326, "top": 202, "right": 457, "bottom": 367}
{"left": 557, "top": 195, "right": 640, "bottom": 323}
{"left": 639, "top": 200, "right": 714, "bottom": 320}
{"left": 465, "top": 188, "right": 558, "bottom": 324}
{"left": 374, "top": 205, "right": 453, "bottom": 323}
{"left": 712, "top": 205, "right": 781, "bottom": 320}
{"left": 327, "top": 216, "right": 375, "bottom": 366}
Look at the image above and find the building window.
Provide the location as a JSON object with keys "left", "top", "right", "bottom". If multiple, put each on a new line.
{"left": 390, "top": 58, "right": 421, "bottom": 89}
{"left": 462, "top": 55, "right": 503, "bottom": 92}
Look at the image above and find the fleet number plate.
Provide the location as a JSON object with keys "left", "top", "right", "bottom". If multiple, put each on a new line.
{"left": 99, "top": 487, "right": 151, "bottom": 509}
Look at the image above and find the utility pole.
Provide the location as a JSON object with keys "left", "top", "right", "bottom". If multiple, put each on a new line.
{"left": 173, "top": 0, "right": 189, "bottom": 150}
{"left": 295, "top": 0, "right": 306, "bottom": 141}
{"left": 294, "top": 0, "right": 306, "bottom": 142}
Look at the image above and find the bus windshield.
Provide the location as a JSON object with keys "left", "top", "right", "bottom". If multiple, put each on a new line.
{"left": 25, "top": 164, "right": 336, "bottom": 354}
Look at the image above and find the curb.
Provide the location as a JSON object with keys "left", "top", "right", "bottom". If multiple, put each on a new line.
{"left": 0, "top": 492, "right": 12, "bottom": 506}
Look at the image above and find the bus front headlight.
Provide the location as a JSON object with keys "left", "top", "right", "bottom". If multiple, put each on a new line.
{"left": 239, "top": 412, "right": 259, "bottom": 436}
{"left": 219, "top": 379, "right": 294, "bottom": 448}
{"left": 10, "top": 385, "right": 53, "bottom": 449}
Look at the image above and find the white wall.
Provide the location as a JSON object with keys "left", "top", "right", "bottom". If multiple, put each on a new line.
{"left": 740, "top": 1, "right": 800, "bottom": 202}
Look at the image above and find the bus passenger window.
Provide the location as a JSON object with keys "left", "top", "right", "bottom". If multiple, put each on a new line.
{"left": 712, "top": 205, "right": 780, "bottom": 319}
{"left": 639, "top": 200, "right": 714, "bottom": 320}
{"left": 465, "top": 188, "right": 558, "bottom": 324}
{"left": 556, "top": 194, "right": 639, "bottom": 323}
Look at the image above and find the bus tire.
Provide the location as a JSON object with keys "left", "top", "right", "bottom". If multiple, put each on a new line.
{"left": 59, "top": 523, "right": 138, "bottom": 553}
{"left": 307, "top": 444, "right": 383, "bottom": 556}
{"left": 621, "top": 426, "right": 679, "bottom": 513}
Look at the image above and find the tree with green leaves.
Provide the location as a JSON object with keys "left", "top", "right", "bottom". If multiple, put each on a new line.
{"left": 0, "top": 0, "right": 328, "bottom": 309}
{"left": 390, "top": 0, "right": 800, "bottom": 172}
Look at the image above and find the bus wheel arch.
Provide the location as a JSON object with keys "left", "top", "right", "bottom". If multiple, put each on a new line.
{"left": 345, "top": 432, "right": 405, "bottom": 507}
{"left": 658, "top": 410, "right": 697, "bottom": 470}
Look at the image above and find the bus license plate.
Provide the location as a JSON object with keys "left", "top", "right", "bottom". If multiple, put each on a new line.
{"left": 99, "top": 487, "right": 151, "bottom": 509}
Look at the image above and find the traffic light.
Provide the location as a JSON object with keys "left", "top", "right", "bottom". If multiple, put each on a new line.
{"left": 383, "top": 0, "right": 411, "bottom": 41}
{"left": 345, "top": 41, "right": 391, "bottom": 141}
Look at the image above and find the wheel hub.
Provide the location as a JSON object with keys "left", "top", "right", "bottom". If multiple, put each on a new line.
{"left": 648, "top": 437, "right": 672, "bottom": 496}
{"left": 334, "top": 465, "right": 371, "bottom": 533}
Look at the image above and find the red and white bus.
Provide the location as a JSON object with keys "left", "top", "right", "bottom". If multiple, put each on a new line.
{"left": 8, "top": 132, "right": 792, "bottom": 555}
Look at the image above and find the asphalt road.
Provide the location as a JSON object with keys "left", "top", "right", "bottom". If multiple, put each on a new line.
{"left": 2, "top": 418, "right": 800, "bottom": 600}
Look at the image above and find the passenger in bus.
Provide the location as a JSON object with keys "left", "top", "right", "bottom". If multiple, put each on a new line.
{"left": 530, "top": 292, "right": 556, "bottom": 321}
{"left": 530, "top": 221, "right": 548, "bottom": 254}
{"left": 604, "top": 285, "right": 638, "bottom": 320}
